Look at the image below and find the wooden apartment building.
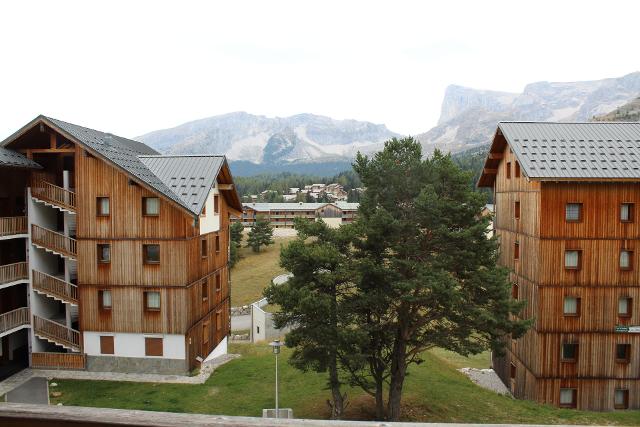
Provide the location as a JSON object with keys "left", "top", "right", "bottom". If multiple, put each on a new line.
{"left": 479, "top": 122, "right": 640, "bottom": 410}
{"left": 0, "top": 116, "right": 241, "bottom": 376}
{"left": 234, "top": 202, "right": 359, "bottom": 229}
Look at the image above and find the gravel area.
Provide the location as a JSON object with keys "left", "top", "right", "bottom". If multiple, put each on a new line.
{"left": 458, "top": 367, "right": 512, "bottom": 396}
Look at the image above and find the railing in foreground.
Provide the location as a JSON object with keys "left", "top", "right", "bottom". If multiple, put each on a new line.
{"left": 32, "top": 270, "right": 78, "bottom": 304}
{"left": 32, "top": 315, "right": 81, "bottom": 351}
{"left": 31, "top": 179, "right": 76, "bottom": 212}
{"left": 0, "top": 216, "right": 27, "bottom": 237}
{"left": 31, "top": 352, "right": 85, "bottom": 370}
{"left": 0, "top": 307, "right": 30, "bottom": 335}
{"left": 31, "top": 224, "right": 77, "bottom": 258}
{"left": 0, "top": 262, "right": 28, "bottom": 285}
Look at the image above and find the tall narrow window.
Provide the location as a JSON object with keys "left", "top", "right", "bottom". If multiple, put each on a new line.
{"left": 97, "top": 244, "right": 111, "bottom": 264}
{"left": 201, "top": 238, "right": 208, "bottom": 258}
{"left": 506, "top": 162, "right": 511, "bottom": 179}
{"left": 514, "top": 242, "right": 520, "bottom": 261}
{"left": 216, "top": 310, "right": 222, "bottom": 331}
{"left": 142, "top": 197, "right": 160, "bottom": 216}
{"left": 559, "top": 388, "right": 577, "bottom": 408}
{"left": 565, "top": 203, "right": 582, "bottom": 222}
{"left": 201, "top": 204, "right": 207, "bottom": 217}
{"left": 620, "top": 250, "right": 633, "bottom": 270}
{"left": 98, "top": 290, "right": 112, "bottom": 310}
{"left": 618, "top": 297, "right": 632, "bottom": 317}
{"left": 561, "top": 343, "right": 578, "bottom": 362}
{"left": 515, "top": 161, "right": 521, "bottom": 177}
{"left": 563, "top": 297, "right": 580, "bottom": 316}
{"left": 96, "top": 197, "right": 110, "bottom": 216}
{"left": 514, "top": 201, "right": 521, "bottom": 220}
{"left": 616, "top": 344, "right": 631, "bottom": 363}
{"left": 511, "top": 283, "right": 519, "bottom": 300}
{"left": 615, "top": 389, "right": 629, "bottom": 410}
{"left": 214, "top": 194, "right": 219, "bottom": 214}
{"left": 201, "top": 280, "right": 208, "bottom": 301}
{"left": 564, "top": 250, "right": 581, "bottom": 270}
{"left": 143, "top": 244, "right": 160, "bottom": 264}
{"left": 215, "top": 235, "right": 220, "bottom": 253}
{"left": 144, "top": 291, "right": 161, "bottom": 311}
{"left": 203, "top": 321, "right": 210, "bottom": 345}
{"left": 216, "top": 273, "right": 221, "bottom": 292}
{"left": 510, "top": 363, "right": 516, "bottom": 379}
{"left": 620, "top": 203, "right": 634, "bottom": 223}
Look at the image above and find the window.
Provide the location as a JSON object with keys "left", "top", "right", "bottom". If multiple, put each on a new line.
{"left": 506, "top": 162, "right": 511, "bottom": 179}
{"left": 202, "top": 280, "right": 208, "bottom": 301}
{"left": 563, "top": 296, "right": 581, "bottom": 316}
{"left": 203, "top": 321, "right": 210, "bottom": 345}
{"left": 515, "top": 161, "right": 521, "bottom": 178}
{"left": 100, "top": 336, "right": 114, "bottom": 355}
{"left": 216, "top": 310, "right": 222, "bottom": 331}
{"left": 142, "top": 197, "right": 160, "bottom": 216}
{"left": 96, "top": 197, "right": 110, "bottom": 216}
{"left": 618, "top": 297, "right": 632, "bottom": 317}
{"left": 514, "top": 242, "right": 519, "bottom": 260}
{"left": 144, "top": 291, "right": 161, "bottom": 311}
{"left": 514, "top": 201, "right": 520, "bottom": 220}
{"left": 214, "top": 195, "right": 219, "bottom": 214}
{"left": 620, "top": 250, "right": 633, "bottom": 270}
{"left": 564, "top": 250, "right": 581, "bottom": 270}
{"left": 201, "top": 238, "right": 208, "bottom": 258}
{"left": 143, "top": 244, "right": 160, "bottom": 264}
{"left": 511, "top": 283, "right": 518, "bottom": 300}
{"left": 615, "top": 344, "right": 631, "bottom": 363}
{"left": 145, "top": 337, "right": 163, "bottom": 356}
{"left": 201, "top": 204, "right": 207, "bottom": 217}
{"left": 561, "top": 343, "right": 578, "bottom": 362}
{"left": 98, "top": 290, "right": 112, "bottom": 310}
{"left": 510, "top": 362, "right": 516, "bottom": 379}
{"left": 559, "top": 388, "right": 577, "bottom": 408}
{"left": 565, "top": 203, "right": 582, "bottom": 222}
{"left": 215, "top": 235, "right": 220, "bottom": 253}
{"left": 97, "top": 244, "right": 111, "bottom": 264}
{"left": 615, "top": 389, "right": 629, "bottom": 410}
{"left": 620, "top": 203, "right": 634, "bottom": 223}
{"left": 216, "top": 273, "right": 221, "bottom": 292}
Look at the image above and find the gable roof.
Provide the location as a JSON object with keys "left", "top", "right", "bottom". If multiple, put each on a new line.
{"left": 478, "top": 122, "right": 640, "bottom": 187}
{"left": 0, "top": 147, "right": 42, "bottom": 169}
{"left": 1, "top": 115, "right": 241, "bottom": 216}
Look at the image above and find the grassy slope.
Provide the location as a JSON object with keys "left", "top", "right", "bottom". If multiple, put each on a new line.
{"left": 230, "top": 236, "right": 295, "bottom": 307}
{"left": 50, "top": 344, "right": 640, "bottom": 424}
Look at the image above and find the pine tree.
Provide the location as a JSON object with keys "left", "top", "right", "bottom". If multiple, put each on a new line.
{"left": 245, "top": 216, "right": 274, "bottom": 253}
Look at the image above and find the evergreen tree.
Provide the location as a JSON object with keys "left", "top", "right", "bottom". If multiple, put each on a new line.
{"left": 245, "top": 216, "right": 274, "bottom": 252}
{"left": 230, "top": 221, "right": 244, "bottom": 244}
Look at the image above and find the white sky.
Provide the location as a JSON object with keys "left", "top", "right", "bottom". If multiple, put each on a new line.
{"left": 1, "top": 0, "right": 638, "bottom": 140}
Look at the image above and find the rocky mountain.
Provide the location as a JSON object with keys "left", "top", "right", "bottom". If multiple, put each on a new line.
{"left": 593, "top": 97, "right": 640, "bottom": 122}
{"left": 418, "top": 72, "right": 640, "bottom": 154}
{"left": 138, "top": 112, "right": 399, "bottom": 168}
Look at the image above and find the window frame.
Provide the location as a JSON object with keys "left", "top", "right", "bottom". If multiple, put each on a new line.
{"left": 215, "top": 235, "right": 220, "bottom": 253}
{"left": 514, "top": 242, "right": 520, "bottom": 261}
{"left": 515, "top": 161, "right": 521, "bottom": 178}
{"left": 514, "top": 201, "right": 521, "bottom": 220}
{"left": 615, "top": 343, "right": 631, "bottom": 364}
{"left": 620, "top": 203, "right": 634, "bottom": 223}
{"left": 201, "top": 238, "right": 208, "bottom": 259}
{"left": 96, "top": 197, "right": 110, "bottom": 217}
{"left": 144, "top": 337, "right": 163, "bottom": 357}
{"left": 98, "top": 289, "right": 112, "bottom": 311}
{"left": 618, "top": 296, "right": 633, "bottom": 318}
{"left": 563, "top": 296, "right": 581, "bottom": 317}
{"left": 559, "top": 388, "right": 577, "bottom": 408}
{"left": 99, "top": 335, "right": 115, "bottom": 355}
{"left": 144, "top": 291, "right": 161, "bottom": 312}
{"left": 97, "top": 243, "right": 111, "bottom": 264}
{"left": 506, "top": 162, "right": 511, "bottom": 179}
{"left": 561, "top": 343, "right": 578, "bottom": 363}
{"left": 142, "top": 197, "right": 160, "bottom": 217}
{"left": 620, "top": 249, "right": 633, "bottom": 271}
{"left": 214, "top": 194, "right": 219, "bottom": 214}
{"left": 215, "top": 273, "right": 221, "bottom": 293}
{"left": 216, "top": 310, "right": 222, "bottom": 331}
{"left": 564, "top": 250, "right": 582, "bottom": 270}
{"left": 614, "top": 389, "right": 629, "bottom": 410}
{"left": 565, "top": 203, "right": 583, "bottom": 223}
{"left": 202, "top": 279, "right": 208, "bottom": 302}
{"left": 203, "top": 321, "right": 210, "bottom": 345}
{"left": 143, "top": 244, "right": 160, "bottom": 265}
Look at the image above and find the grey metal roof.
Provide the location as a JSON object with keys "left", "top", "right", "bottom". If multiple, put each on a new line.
{"left": 244, "top": 202, "right": 359, "bottom": 212}
{"left": 0, "top": 147, "right": 42, "bottom": 169}
{"left": 139, "top": 155, "right": 224, "bottom": 214}
{"left": 334, "top": 201, "right": 359, "bottom": 211}
{"left": 499, "top": 122, "right": 640, "bottom": 180}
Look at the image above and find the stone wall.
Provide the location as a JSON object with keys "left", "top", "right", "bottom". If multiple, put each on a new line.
{"left": 86, "top": 355, "right": 188, "bottom": 375}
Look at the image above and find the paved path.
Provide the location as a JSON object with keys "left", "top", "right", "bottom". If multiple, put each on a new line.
{"left": 5, "top": 377, "right": 48, "bottom": 404}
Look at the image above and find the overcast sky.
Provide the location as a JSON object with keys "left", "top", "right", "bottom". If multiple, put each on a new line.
{"left": 1, "top": 0, "right": 638, "bottom": 140}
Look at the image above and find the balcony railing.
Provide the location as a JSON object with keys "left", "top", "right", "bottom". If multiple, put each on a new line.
{"left": 31, "top": 352, "right": 86, "bottom": 370}
{"left": 33, "top": 315, "right": 81, "bottom": 351}
{"left": 0, "top": 262, "right": 28, "bottom": 285}
{"left": 31, "top": 224, "right": 77, "bottom": 259}
{"left": 0, "top": 307, "right": 30, "bottom": 335}
{"left": 31, "top": 179, "right": 76, "bottom": 212}
{"left": 0, "top": 216, "right": 27, "bottom": 237}
{"left": 32, "top": 270, "right": 78, "bottom": 305}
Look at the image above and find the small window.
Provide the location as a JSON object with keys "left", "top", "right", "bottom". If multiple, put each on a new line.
{"left": 559, "top": 388, "right": 577, "bottom": 408}
{"left": 620, "top": 203, "right": 634, "bottom": 223}
{"left": 201, "top": 204, "right": 207, "bottom": 217}
{"left": 100, "top": 336, "right": 114, "bottom": 355}
{"left": 514, "top": 242, "right": 520, "bottom": 260}
{"left": 214, "top": 195, "right": 219, "bottom": 214}
{"left": 216, "top": 273, "right": 221, "bottom": 292}
{"left": 615, "top": 389, "right": 629, "bottom": 410}
{"left": 203, "top": 321, "right": 210, "bottom": 345}
{"left": 145, "top": 337, "right": 163, "bottom": 356}
{"left": 143, "top": 197, "right": 160, "bottom": 216}
{"left": 615, "top": 344, "right": 631, "bottom": 363}
{"left": 618, "top": 297, "right": 633, "bottom": 317}
{"left": 215, "top": 235, "right": 220, "bottom": 253}
{"left": 511, "top": 283, "right": 518, "bottom": 300}
{"left": 97, "top": 244, "right": 111, "bottom": 264}
{"left": 565, "top": 250, "right": 581, "bottom": 270}
{"left": 620, "top": 250, "right": 633, "bottom": 270}
{"left": 514, "top": 201, "right": 521, "bottom": 220}
{"left": 565, "top": 203, "right": 582, "bottom": 222}
{"left": 561, "top": 343, "right": 578, "bottom": 362}
{"left": 143, "top": 244, "right": 160, "bottom": 264}
{"left": 98, "top": 290, "right": 112, "bottom": 310}
{"left": 510, "top": 362, "right": 516, "bottom": 379}
{"left": 216, "top": 310, "right": 222, "bottom": 331}
{"left": 506, "top": 162, "right": 511, "bottom": 179}
{"left": 201, "top": 239, "right": 208, "bottom": 258}
{"left": 563, "top": 296, "right": 580, "bottom": 316}
{"left": 144, "top": 291, "right": 161, "bottom": 311}
{"left": 515, "top": 161, "right": 521, "bottom": 178}
{"left": 96, "top": 197, "right": 110, "bottom": 216}
{"left": 201, "top": 280, "right": 208, "bottom": 301}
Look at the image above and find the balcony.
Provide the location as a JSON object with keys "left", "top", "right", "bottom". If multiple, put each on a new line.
{"left": 31, "top": 179, "right": 76, "bottom": 213}
{"left": 33, "top": 315, "right": 81, "bottom": 352}
{"left": 31, "top": 352, "right": 86, "bottom": 370}
{"left": 0, "top": 216, "right": 27, "bottom": 239}
{"left": 31, "top": 224, "right": 77, "bottom": 259}
{"left": 32, "top": 270, "right": 78, "bottom": 305}
{"left": 0, "top": 262, "right": 28, "bottom": 287}
{"left": 0, "top": 307, "right": 30, "bottom": 338}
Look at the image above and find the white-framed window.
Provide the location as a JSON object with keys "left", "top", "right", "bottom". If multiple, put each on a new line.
{"left": 559, "top": 388, "right": 576, "bottom": 408}
{"left": 565, "top": 250, "right": 580, "bottom": 269}
{"left": 563, "top": 297, "right": 580, "bottom": 316}
{"left": 565, "top": 203, "right": 582, "bottom": 222}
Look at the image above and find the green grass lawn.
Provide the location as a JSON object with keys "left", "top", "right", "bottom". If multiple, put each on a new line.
{"left": 230, "top": 236, "right": 295, "bottom": 307}
{"left": 50, "top": 344, "right": 640, "bottom": 424}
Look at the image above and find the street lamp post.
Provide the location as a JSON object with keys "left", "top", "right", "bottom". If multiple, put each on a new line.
{"left": 269, "top": 339, "right": 283, "bottom": 419}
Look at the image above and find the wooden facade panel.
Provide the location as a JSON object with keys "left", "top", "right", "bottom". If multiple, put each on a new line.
{"left": 185, "top": 298, "right": 230, "bottom": 371}
{"left": 536, "top": 378, "right": 640, "bottom": 410}
{"left": 494, "top": 144, "right": 542, "bottom": 194}
{"left": 497, "top": 231, "right": 540, "bottom": 283}
{"left": 494, "top": 191, "right": 540, "bottom": 237}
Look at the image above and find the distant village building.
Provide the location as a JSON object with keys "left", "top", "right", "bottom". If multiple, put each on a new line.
{"left": 233, "top": 201, "right": 358, "bottom": 228}
{"left": 478, "top": 121, "right": 640, "bottom": 410}
{"left": 288, "top": 183, "right": 348, "bottom": 202}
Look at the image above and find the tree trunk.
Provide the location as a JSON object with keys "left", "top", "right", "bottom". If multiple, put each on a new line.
{"left": 374, "top": 376, "right": 385, "bottom": 420}
{"left": 387, "top": 336, "right": 408, "bottom": 421}
{"left": 328, "top": 358, "right": 344, "bottom": 419}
